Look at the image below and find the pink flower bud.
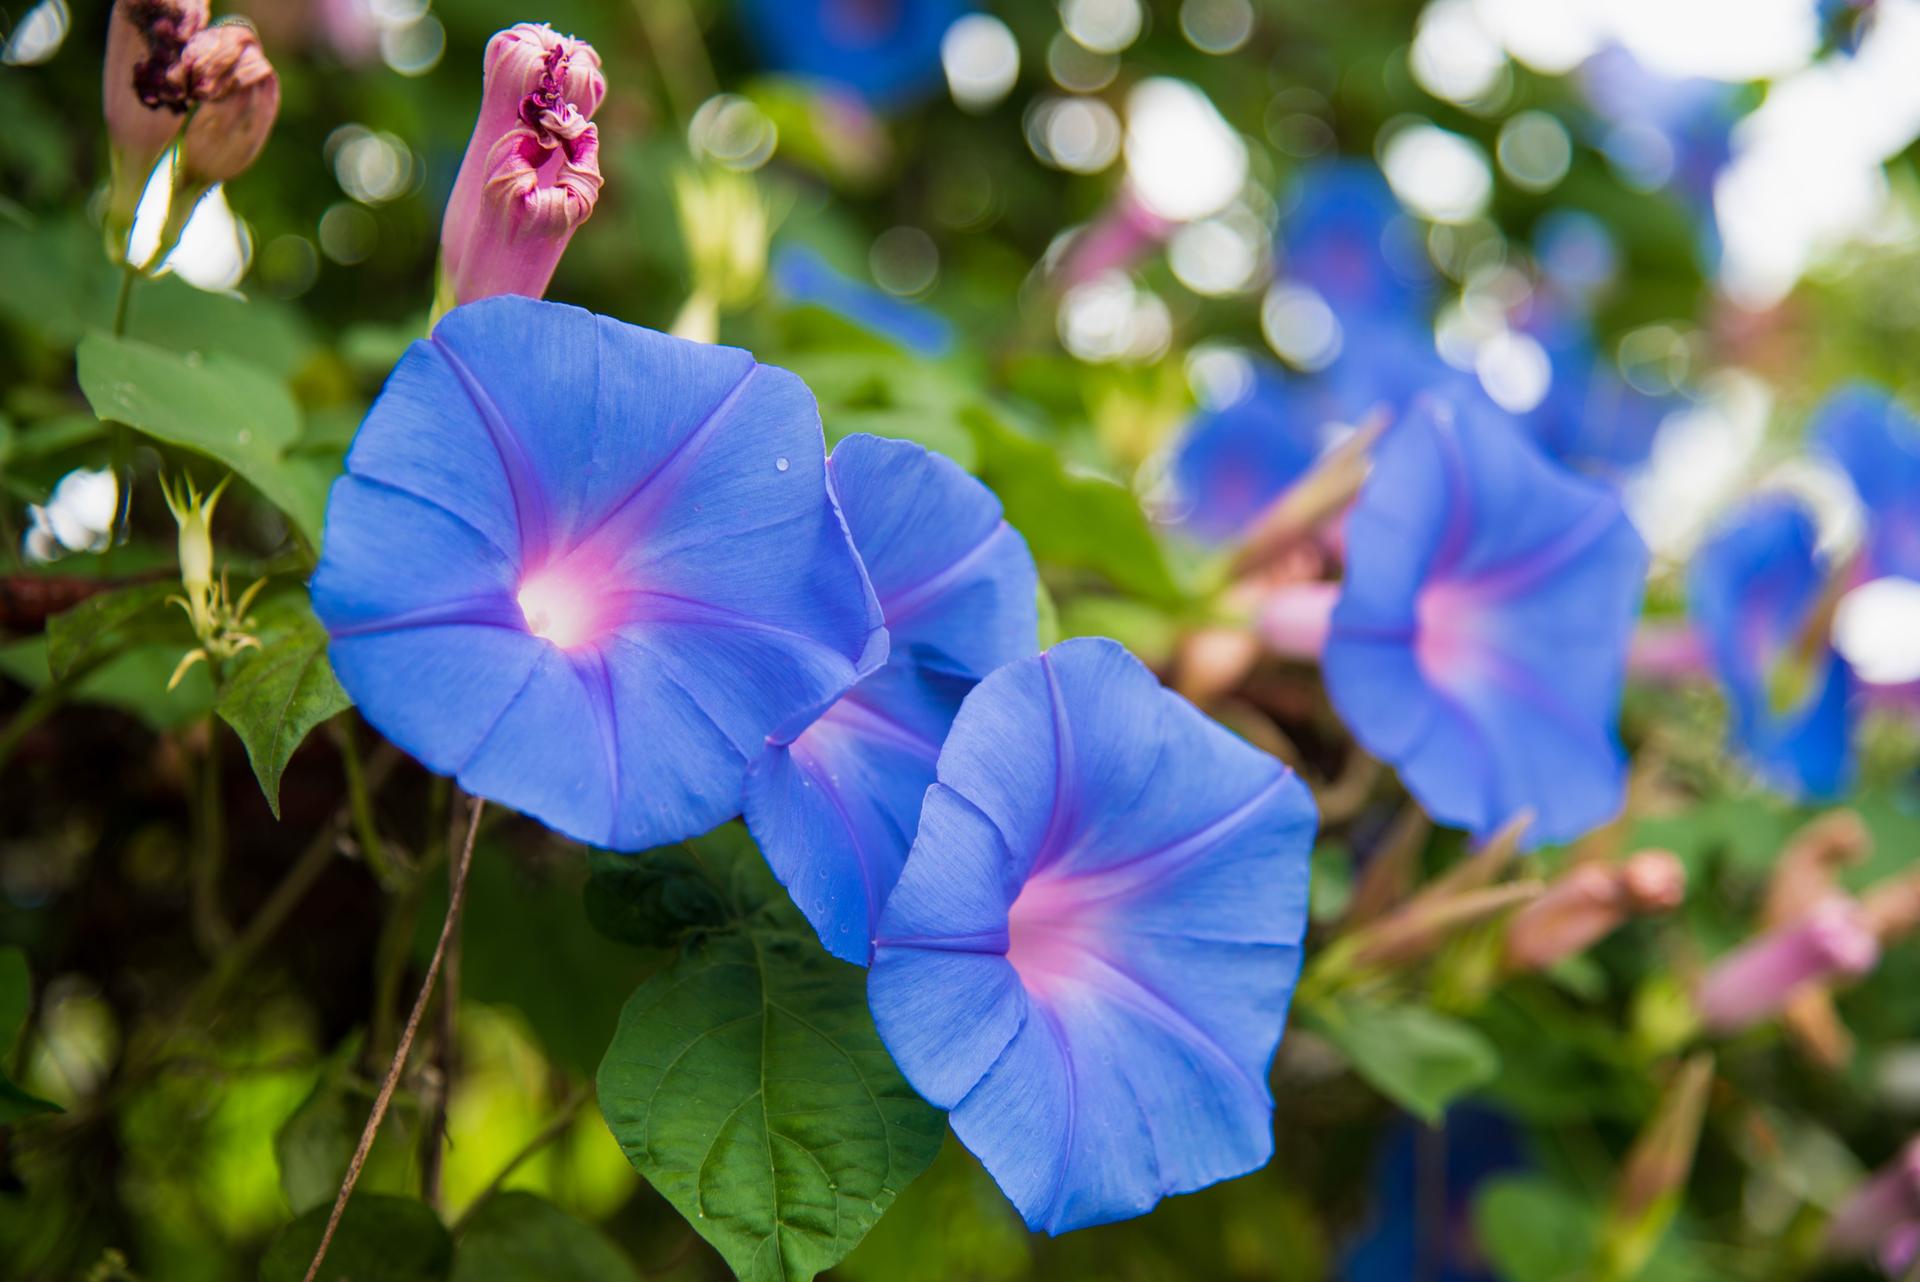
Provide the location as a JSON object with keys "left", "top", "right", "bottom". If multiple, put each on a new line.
{"left": 1621, "top": 850, "right": 1687, "bottom": 913}
{"left": 102, "top": 0, "right": 208, "bottom": 232}
{"left": 1696, "top": 896, "right": 1880, "bottom": 1034}
{"left": 176, "top": 21, "right": 281, "bottom": 185}
{"left": 1828, "top": 1139, "right": 1920, "bottom": 1259}
{"left": 1503, "top": 851, "right": 1685, "bottom": 973}
{"left": 439, "top": 24, "right": 606, "bottom": 310}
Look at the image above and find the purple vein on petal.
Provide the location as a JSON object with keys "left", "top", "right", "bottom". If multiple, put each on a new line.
{"left": 342, "top": 473, "right": 522, "bottom": 569}
{"left": 1061, "top": 774, "right": 1290, "bottom": 909}
{"left": 429, "top": 334, "right": 553, "bottom": 569}
{"left": 608, "top": 589, "right": 860, "bottom": 670}
{"left": 879, "top": 521, "right": 1014, "bottom": 626}
{"left": 1442, "top": 499, "right": 1623, "bottom": 604}
{"left": 1083, "top": 950, "right": 1270, "bottom": 1107}
{"left": 570, "top": 647, "right": 623, "bottom": 840}
{"left": 815, "top": 690, "right": 944, "bottom": 760}
{"left": 566, "top": 362, "right": 760, "bottom": 555}
{"left": 1034, "top": 652, "right": 1079, "bottom": 874}
{"left": 325, "top": 594, "right": 526, "bottom": 638}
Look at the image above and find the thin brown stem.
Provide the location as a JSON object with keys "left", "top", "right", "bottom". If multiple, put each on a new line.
{"left": 421, "top": 805, "right": 466, "bottom": 1211}
{"left": 303, "top": 795, "right": 484, "bottom": 1282}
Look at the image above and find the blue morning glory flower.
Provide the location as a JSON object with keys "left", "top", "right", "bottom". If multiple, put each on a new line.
{"left": 1171, "top": 364, "right": 1339, "bottom": 544}
{"left": 310, "top": 296, "right": 883, "bottom": 850}
{"left": 1811, "top": 383, "right": 1920, "bottom": 582}
{"left": 1280, "top": 161, "right": 1432, "bottom": 322}
{"left": 773, "top": 245, "right": 954, "bottom": 357}
{"left": 1323, "top": 397, "right": 1648, "bottom": 844}
{"left": 1578, "top": 46, "right": 1736, "bottom": 221}
{"left": 1520, "top": 309, "right": 1679, "bottom": 478}
{"left": 1689, "top": 496, "right": 1855, "bottom": 799}
{"left": 868, "top": 637, "right": 1317, "bottom": 1233}
{"left": 743, "top": 433, "right": 1037, "bottom": 963}
{"left": 736, "top": 0, "right": 967, "bottom": 107}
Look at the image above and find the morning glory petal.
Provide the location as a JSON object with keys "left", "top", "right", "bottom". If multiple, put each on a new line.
{"left": 1811, "top": 383, "right": 1920, "bottom": 582}
{"left": 1689, "top": 497, "right": 1856, "bottom": 798}
{"left": 1324, "top": 397, "right": 1647, "bottom": 844}
{"left": 312, "top": 296, "right": 881, "bottom": 850}
{"left": 870, "top": 638, "right": 1316, "bottom": 1233}
{"left": 744, "top": 433, "right": 1037, "bottom": 962}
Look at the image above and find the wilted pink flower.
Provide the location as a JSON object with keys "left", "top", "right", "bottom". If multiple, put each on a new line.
{"left": 176, "top": 22, "right": 280, "bottom": 185}
{"left": 1504, "top": 850, "right": 1686, "bottom": 973}
{"left": 439, "top": 24, "right": 606, "bottom": 310}
{"left": 1828, "top": 1139, "right": 1920, "bottom": 1260}
{"left": 102, "top": 0, "right": 208, "bottom": 238}
{"left": 1696, "top": 896, "right": 1880, "bottom": 1034}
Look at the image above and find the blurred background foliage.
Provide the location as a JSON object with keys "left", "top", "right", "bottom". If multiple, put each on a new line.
{"left": 1, "top": 0, "right": 1919, "bottom": 1279}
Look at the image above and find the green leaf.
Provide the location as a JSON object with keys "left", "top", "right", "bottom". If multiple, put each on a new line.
{"left": 964, "top": 405, "right": 1186, "bottom": 608}
{"left": 0, "top": 947, "right": 60, "bottom": 1124}
{"left": 450, "top": 1192, "right": 641, "bottom": 1282}
{"left": 584, "top": 847, "right": 732, "bottom": 950}
{"left": 1310, "top": 998, "right": 1500, "bottom": 1124}
{"left": 0, "top": 634, "right": 216, "bottom": 731}
{"left": 596, "top": 828, "right": 943, "bottom": 1282}
{"left": 1474, "top": 1176, "right": 1596, "bottom": 1282}
{"left": 418, "top": 841, "right": 662, "bottom": 1078}
{"left": 274, "top": 1037, "right": 416, "bottom": 1217}
{"left": 259, "top": 1194, "right": 452, "bottom": 1282}
{"left": 75, "top": 331, "right": 329, "bottom": 543}
{"left": 0, "top": 946, "right": 30, "bottom": 1058}
{"left": 216, "top": 598, "right": 352, "bottom": 819}
{"left": 44, "top": 581, "right": 178, "bottom": 681}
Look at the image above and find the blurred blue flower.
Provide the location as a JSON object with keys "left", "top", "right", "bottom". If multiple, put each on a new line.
{"left": 1689, "top": 497, "right": 1856, "bottom": 799}
{"left": 1578, "top": 47, "right": 1737, "bottom": 221}
{"left": 744, "top": 434, "right": 1036, "bottom": 963}
{"left": 1342, "top": 1107, "right": 1531, "bottom": 1282}
{"left": 773, "top": 244, "right": 954, "bottom": 357}
{"left": 1811, "top": 383, "right": 1920, "bottom": 582}
{"left": 1171, "top": 364, "right": 1340, "bottom": 544}
{"left": 1279, "top": 161, "right": 1432, "bottom": 322}
{"left": 310, "top": 297, "right": 883, "bottom": 850}
{"left": 737, "top": 0, "right": 967, "bottom": 107}
{"left": 1323, "top": 397, "right": 1647, "bottom": 844}
{"left": 1518, "top": 305, "right": 1680, "bottom": 478}
{"left": 869, "top": 637, "right": 1316, "bottom": 1233}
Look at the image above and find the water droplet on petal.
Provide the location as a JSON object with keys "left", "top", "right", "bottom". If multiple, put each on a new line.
{"left": 775, "top": 456, "right": 790, "bottom": 472}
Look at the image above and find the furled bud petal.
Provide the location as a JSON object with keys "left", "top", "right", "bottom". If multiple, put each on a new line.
{"left": 103, "top": 0, "right": 209, "bottom": 244}
{"left": 439, "top": 24, "right": 606, "bottom": 311}
{"left": 1828, "top": 1139, "right": 1920, "bottom": 1259}
{"left": 176, "top": 21, "right": 281, "bottom": 185}
{"left": 1621, "top": 850, "right": 1687, "bottom": 913}
{"left": 1504, "top": 851, "right": 1685, "bottom": 973}
{"left": 1696, "top": 897, "right": 1880, "bottom": 1034}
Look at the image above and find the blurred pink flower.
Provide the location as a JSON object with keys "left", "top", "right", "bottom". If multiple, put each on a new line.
{"left": 439, "top": 24, "right": 606, "bottom": 310}
{"left": 1696, "top": 897, "right": 1880, "bottom": 1034}
{"left": 1828, "top": 1139, "right": 1920, "bottom": 1261}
